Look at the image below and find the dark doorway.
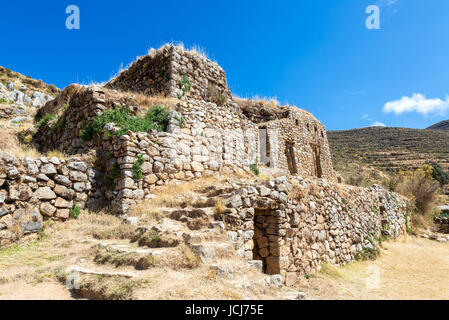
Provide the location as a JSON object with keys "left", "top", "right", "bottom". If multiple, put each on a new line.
{"left": 285, "top": 142, "right": 298, "bottom": 175}
{"left": 259, "top": 127, "right": 271, "bottom": 166}
{"left": 310, "top": 143, "right": 322, "bottom": 178}
{"left": 252, "top": 209, "right": 280, "bottom": 274}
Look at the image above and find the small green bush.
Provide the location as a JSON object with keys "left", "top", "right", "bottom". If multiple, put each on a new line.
{"left": 104, "top": 163, "right": 121, "bottom": 190}
{"left": 132, "top": 154, "right": 145, "bottom": 180}
{"left": 429, "top": 162, "right": 449, "bottom": 187}
{"left": 177, "top": 75, "right": 191, "bottom": 99}
{"left": 80, "top": 105, "right": 170, "bottom": 141}
{"left": 250, "top": 163, "right": 260, "bottom": 176}
{"left": 355, "top": 246, "right": 380, "bottom": 261}
{"left": 215, "top": 93, "right": 226, "bottom": 105}
{"left": 70, "top": 203, "right": 81, "bottom": 219}
{"left": 36, "top": 114, "right": 56, "bottom": 128}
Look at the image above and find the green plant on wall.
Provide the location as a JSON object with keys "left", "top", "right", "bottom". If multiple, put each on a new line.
{"left": 132, "top": 154, "right": 145, "bottom": 180}
{"left": 104, "top": 163, "right": 121, "bottom": 190}
{"left": 215, "top": 93, "right": 226, "bottom": 105}
{"left": 177, "top": 75, "right": 191, "bottom": 99}
{"left": 250, "top": 163, "right": 260, "bottom": 176}
{"left": 80, "top": 105, "right": 170, "bottom": 141}
{"left": 36, "top": 114, "right": 56, "bottom": 128}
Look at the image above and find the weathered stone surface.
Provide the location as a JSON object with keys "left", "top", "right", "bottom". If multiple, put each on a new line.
{"left": 40, "top": 164, "right": 57, "bottom": 175}
{"left": 54, "top": 185, "right": 74, "bottom": 200}
{"left": 40, "top": 202, "right": 56, "bottom": 217}
{"left": 55, "top": 209, "right": 70, "bottom": 219}
{"left": 69, "top": 171, "right": 87, "bottom": 182}
{"left": 35, "top": 187, "right": 57, "bottom": 200}
{"left": 55, "top": 197, "right": 73, "bottom": 208}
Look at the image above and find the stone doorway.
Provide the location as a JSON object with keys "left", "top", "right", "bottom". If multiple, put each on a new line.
{"left": 285, "top": 142, "right": 298, "bottom": 175}
{"left": 310, "top": 143, "right": 322, "bottom": 178}
{"left": 259, "top": 127, "right": 271, "bottom": 167}
{"left": 252, "top": 209, "right": 280, "bottom": 275}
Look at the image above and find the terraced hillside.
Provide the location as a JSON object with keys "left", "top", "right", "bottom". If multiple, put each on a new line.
{"left": 328, "top": 127, "right": 449, "bottom": 173}
{"left": 428, "top": 120, "right": 449, "bottom": 131}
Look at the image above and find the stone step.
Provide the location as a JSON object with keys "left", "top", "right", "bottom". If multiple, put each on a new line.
{"left": 191, "top": 196, "right": 217, "bottom": 208}
{"left": 189, "top": 242, "right": 235, "bottom": 264}
{"left": 195, "top": 186, "right": 236, "bottom": 197}
{"left": 97, "top": 243, "right": 174, "bottom": 257}
{"left": 65, "top": 265, "right": 137, "bottom": 278}
{"left": 184, "top": 229, "right": 225, "bottom": 244}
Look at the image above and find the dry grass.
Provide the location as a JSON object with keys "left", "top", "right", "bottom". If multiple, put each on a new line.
{"left": 148, "top": 42, "right": 213, "bottom": 62}
{"left": 0, "top": 128, "right": 42, "bottom": 158}
{"left": 107, "top": 91, "right": 179, "bottom": 113}
{"left": 108, "top": 42, "right": 215, "bottom": 84}
{"left": 298, "top": 236, "right": 449, "bottom": 300}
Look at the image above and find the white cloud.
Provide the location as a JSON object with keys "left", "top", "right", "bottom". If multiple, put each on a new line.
{"left": 371, "top": 121, "right": 386, "bottom": 127}
{"left": 383, "top": 93, "right": 449, "bottom": 116}
{"left": 362, "top": 114, "right": 372, "bottom": 121}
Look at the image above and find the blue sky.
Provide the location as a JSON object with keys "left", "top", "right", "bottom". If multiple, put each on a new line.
{"left": 1, "top": 0, "right": 448, "bottom": 130}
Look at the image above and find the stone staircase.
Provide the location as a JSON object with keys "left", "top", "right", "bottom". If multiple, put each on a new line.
{"left": 57, "top": 183, "right": 305, "bottom": 300}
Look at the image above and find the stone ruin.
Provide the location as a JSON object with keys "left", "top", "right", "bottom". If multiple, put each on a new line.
{"left": 0, "top": 44, "right": 409, "bottom": 282}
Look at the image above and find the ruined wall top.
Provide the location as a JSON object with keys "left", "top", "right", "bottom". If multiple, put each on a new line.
{"left": 106, "top": 44, "right": 231, "bottom": 104}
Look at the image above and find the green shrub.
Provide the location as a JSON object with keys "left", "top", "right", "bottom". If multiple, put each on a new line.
{"left": 250, "top": 163, "right": 260, "bottom": 176}
{"left": 428, "top": 162, "right": 449, "bottom": 187}
{"left": 382, "top": 173, "right": 401, "bottom": 192}
{"left": 79, "top": 105, "right": 170, "bottom": 141}
{"left": 0, "top": 98, "right": 8, "bottom": 104}
{"left": 36, "top": 114, "right": 56, "bottom": 128}
{"left": 80, "top": 125, "right": 94, "bottom": 141}
{"left": 104, "top": 163, "right": 121, "bottom": 190}
{"left": 177, "top": 75, "right": 191, "bottom": 98}
{"left": 215, "top": 93, "right": 226, "bottom": 105}
{"left": 132, "top": 154, "right": 145, "bottom": 180}
{"left": 70, "top": 203, "right": 81, "bottom": 219}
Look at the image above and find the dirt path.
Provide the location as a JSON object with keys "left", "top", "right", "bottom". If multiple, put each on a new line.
{"left": 300, "top": 236, "right": 449, "bottom": 300}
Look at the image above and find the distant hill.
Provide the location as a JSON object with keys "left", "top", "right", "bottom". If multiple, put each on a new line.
{"left": 427, "top": 120, "right": 449, "bottom": 131}
{"left": 328, "top": 127, "right": 449, "bottom": 175}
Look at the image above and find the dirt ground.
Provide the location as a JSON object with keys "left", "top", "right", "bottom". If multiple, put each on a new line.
{"left": 1, "top": 213, "right": 449, "bottom": 300}
{"left": 298, "top": 236, "right": 449, "bottom": 300}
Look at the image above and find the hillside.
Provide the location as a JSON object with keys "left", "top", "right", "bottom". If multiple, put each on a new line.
{"left": 427, "top": 120, "right": 449, "bottom": 131}
{"left": 328, "top": 127, "right": 449, "bottom": 176}
{"left": 0, "top": 66, "right": 59, "bottom": 129}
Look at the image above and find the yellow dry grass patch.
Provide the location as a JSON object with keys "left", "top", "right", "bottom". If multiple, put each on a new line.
{"left": 300, "top": 236, "right": 449, "bottom": 300}
{"left": 130, "top": 173, "right": 254, "bottom": 216}
{"left": 0, "top": 128, "right": 42, "bottom": 158}
{"left": 107, "top": 91, "right": 179, "bottom": 112}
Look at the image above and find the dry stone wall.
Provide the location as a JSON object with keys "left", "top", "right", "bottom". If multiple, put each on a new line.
{"left": 220, "top": 176, "right": 407, "bottom": 283}
{"left": 257, "top": 108, "right": 335, "bottom": 181}
{"left": 108, "top": 117, "right": 256, "bottom": 214}
{"left": 106, "top": 45, "right": 231, "bottom": 104}
{"left": 0, "top": 152, "right": 99, "bottom": 245}
{"left": 35, "top": 85, "right": 137, "bottom": 155}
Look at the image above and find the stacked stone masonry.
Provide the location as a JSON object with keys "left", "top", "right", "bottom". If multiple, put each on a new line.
{"left": 106, "top": 45, "right": 231, "bottom": 103}
{"left": 0, "top": 152, "right": 98, "bottom": 245}
{"left": 220, "top": 176, "right": 407, "bottom": 280}
{"left": 4, "top": 44, "right": 409, "bottom": 280}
